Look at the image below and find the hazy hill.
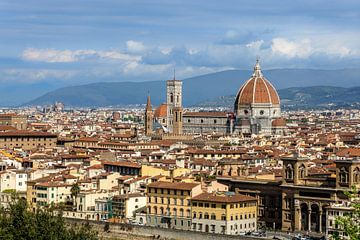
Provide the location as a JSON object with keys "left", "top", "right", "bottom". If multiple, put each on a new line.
{"left": 197, "top": 86, "right": 360, "bottom": 109}
{"left": 23, "top": 68, "right": 360, "bottom": 107}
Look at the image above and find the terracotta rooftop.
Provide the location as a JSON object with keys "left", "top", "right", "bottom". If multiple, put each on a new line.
{"left": 234, "top": 61, "right": 279, "bottom": 106}
{"left": 0, "top": 131, "right": 57, "bottom": 137}
{"left": 192, "top": 192, "right": 257, "bottom": 203}
{"left": 147, "top": 181, "right": 200, "bottom": 190}
{"left": 154, "top": 103, "right": 167, "bottom": 118}
{"left": 103, "top": 161, "right": 141, "bottom": 168}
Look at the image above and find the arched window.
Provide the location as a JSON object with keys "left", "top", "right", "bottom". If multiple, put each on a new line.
{"left": 193, "top": 211, "right": 196, "bottom": 219}
{"left": 204, "top": 212, "right": 209, "bottom": 219}
{"left": 186, "top": 209, "right": 191, "bottom": 217}
{"left": 153, "top": 206, "right": 157, "bottom": 214}
{"left": 353, "top": 167, "right": 360, "bottom": 183}
{"left": 160, "top": 207, "right": 164, "bottom": 215}
{"left": 179, "top": 208, "right": 184, "bottom": 217}
{"left": 340, "top": 167, "right": 349, "bottom": 183}
{"left": 286, "top": 164, "right": 294, "bottom": 180}
{"left": 211, "top": 213, "right": 216, "bottom": 220}
{"left": 170, "top": 93, "right": 174, "bottom": 103}
{"left": 147, "top": 206, "right": 151, "bottom": 214}
{"left": 299, "top": 164, "right": 306, "bottom": 179}
{"left": 173, "top": 208, "right": 177, "bottom": 216}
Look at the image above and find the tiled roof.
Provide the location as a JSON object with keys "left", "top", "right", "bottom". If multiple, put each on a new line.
{"left": 192, "top": 192, "right": 257, "bottom": 203}
{"left": 147, "top": 181, "right": 199, "bottom": 190}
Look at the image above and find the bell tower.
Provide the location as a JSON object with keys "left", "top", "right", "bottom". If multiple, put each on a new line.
{"left": 145, "top": 95, "right": 153, "bottom": 136}
{"left": 166, "top": 78, "right": 182, "bottom": 133}
{"left": 173, "top": 107, "right": 183, "bottom": 135}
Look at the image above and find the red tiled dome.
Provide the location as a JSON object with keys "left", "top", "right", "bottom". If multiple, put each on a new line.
{"left": 235, "top": 61, "right": 280, "bottom": 106}
{"left": 154, "top": 103, "right": 167, "bottom": 118}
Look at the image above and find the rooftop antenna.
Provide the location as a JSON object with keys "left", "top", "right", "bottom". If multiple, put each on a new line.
{"left": 173, "top": 68, "right": 176, "bottom": 80}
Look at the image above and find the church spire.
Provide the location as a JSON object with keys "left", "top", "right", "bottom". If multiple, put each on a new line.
{"left": 146, "top": 94, "right": 152, "bottom": 111}
{"left": 252, "top": 58, "right": 263, "bottom": 78}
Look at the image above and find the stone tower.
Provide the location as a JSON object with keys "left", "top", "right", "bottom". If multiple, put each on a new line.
{"left": 173, "top": 107, "right": 183, "bottom": 135}
{"left": 145, "top": 95, "right": 153, "bottom": 135}
{"left": 166, "top": 79, "right": 182, "bottom": 133}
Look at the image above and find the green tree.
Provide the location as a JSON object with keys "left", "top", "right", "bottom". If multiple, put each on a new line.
{"left": 70, "top": 182, "right": 81, "bottom": 211}
{"left": 0, "top": 197, "right": 98, "bottom": 239}
{"left": 333, "top": 186, "right": 360, "bottom": 240}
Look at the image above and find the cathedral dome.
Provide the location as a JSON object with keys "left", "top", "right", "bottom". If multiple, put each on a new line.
{"left": 234, "top": 60, "right": 280, "bottom": 108}
{"left": 154, "top": 103, "right": 167, "bottom": 118}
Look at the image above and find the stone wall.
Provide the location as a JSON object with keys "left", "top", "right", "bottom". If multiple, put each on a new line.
{"left": 66, "top": 218, "right": 260, "bottom": 240}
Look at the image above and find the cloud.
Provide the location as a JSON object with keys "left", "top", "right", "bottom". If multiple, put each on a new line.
{"left": 246, "top": 40, "right": 264, "bottom": 50}
{"left": 22, "top": 48, "right": 141, "bottom": 63}
{"left": 126, "top": 40, "right": 146, "bottom": 53}
{"left": 0, "top": 68, "right": 77, "bottom": 83}
{"left": 271, "top": 38, "right": 312, "bottom": 58}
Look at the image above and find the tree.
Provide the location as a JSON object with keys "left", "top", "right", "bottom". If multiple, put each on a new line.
{"left": 70, "top": 182, "right": 81, "bottom": 211}
{"left": 333, "top": 186, "right": 360, "bottom": 240}
{"left": 0, "top": 197, "right": 98, "bottom": 240}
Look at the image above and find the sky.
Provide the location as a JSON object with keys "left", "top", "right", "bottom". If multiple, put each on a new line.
{"left": 0, "top": 0, "right": 359, "bottom": 85}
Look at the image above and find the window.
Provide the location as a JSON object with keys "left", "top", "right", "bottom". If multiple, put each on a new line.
{"left": 221, "top": 214, "right": 226, "bottom": 221}
{"left": 260, "top": 110, "right": 264, "bottom": 115}
{"left": 211, "top": 214, "right": 216, "bottom": 220}
{"left": 299, "top": 164, "right": 306, "bottom": 179}
{"left": 340, "top": 167, "right": 349, "bottom": 183}
{"left": 353, "top": 167, "right": 360, "bottom": 183}
{"left": 204, "top": 213, "right": 209, "bottom": 219}
{"left": 211, "top": 204, "right": 216, "bottom": 208}
{"left": 193, "top": 202, "right": 197, "bottom": 207}
{"left": 179, "top": 208, "right": 184, "bottom": 217}
{"left": 285, "top": 164, "right": 294, "bottom": 180}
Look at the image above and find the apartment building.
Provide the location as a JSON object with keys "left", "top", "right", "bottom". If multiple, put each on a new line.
{"left": 146, "top": 181, "right": 202, "bottom": 230}
{"left": 191, "top": 192, "right": 257, "bottom": 235}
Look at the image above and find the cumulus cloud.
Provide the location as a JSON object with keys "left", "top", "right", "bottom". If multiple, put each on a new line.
{"left": 126, "top": 40, "right": 146, "bottom": 53}
{"left": 271, "top": 38, "right": 312, "bottom": 58}
{"left": 22, "top": 48, "right": 141, "bottom": 63}
{"left": 15, "top": 36, "right": 360, "bottom": 85}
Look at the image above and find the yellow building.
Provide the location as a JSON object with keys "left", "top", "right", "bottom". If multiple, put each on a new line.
{"left": 146, "top": 181, "right": 202, "bottom": 230}
{"left": 141, "top": 165, "right": 191, "bottom": 178}
{"left": 0, "top": 131, "right": 57, "bottom": 150}
{"left": 191, "top": 192, "right": 257, "bottom": 235}
{"left": 0, "top": 113, "right": 27, "bottom": 130}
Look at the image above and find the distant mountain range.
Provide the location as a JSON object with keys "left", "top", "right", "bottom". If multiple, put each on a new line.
{"left": 22, "top": 68, "right": 360, "bottom": 108}
{"left": 197, "top": 86, "right": 360, "bottom": 110}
